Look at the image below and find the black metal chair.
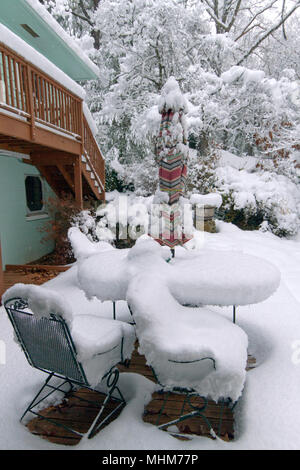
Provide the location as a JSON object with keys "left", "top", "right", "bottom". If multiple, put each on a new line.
{"left": 4, "top": 297, "right": 129, "bottom": 440}
{"left": 148, "top": 360, "right": 235, "bottom": 440}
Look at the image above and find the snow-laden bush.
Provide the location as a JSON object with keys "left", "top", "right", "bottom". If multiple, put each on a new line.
{"left": 72, "top": 210, "right": 98, "bottom": 241}
{"left": 216, "top": 166, "right": 300, "bottom": 237}
{"left": 187, "top": 148, "right": 220, "bottom": 195}
{"left": 93, "top": 191, "right": 214, "bottom": 245}
{"left": 95, "top": 193, "right": 152, "bottom": 245}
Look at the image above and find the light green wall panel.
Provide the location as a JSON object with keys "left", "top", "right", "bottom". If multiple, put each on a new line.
{"left": 0, "top": 0, "right": 97, "bottom": 81}
{"left": 0, "top": 155, "right": 55, "bottom": 268}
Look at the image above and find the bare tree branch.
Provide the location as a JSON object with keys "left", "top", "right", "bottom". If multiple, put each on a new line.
{"left": 79, "top": 0, "right": 92, "bottom": 21}
{"left": 70, "top": 10, "right": 93, "bottom": 26}
{"left": 282, "top": 0, "right": 287, "bottom": 39}
{"left": 237, "top": 1, "right": 300, "bottom": 65}
{"left": 234, "top": 0, "right": 278, "bottom": 41}
{"left": 226, "top": 0, "right": 242, "bottom": 32}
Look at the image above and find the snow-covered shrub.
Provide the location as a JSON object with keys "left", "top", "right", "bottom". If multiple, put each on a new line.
{"left": 216, "top": 166, "right": 300, "bottom": 237}
{"left": 188, "top": 148, "right": 220, "bottom": 195}
{"left": 71, "top": 210, "right": 98, "bottom": 242}
{"left": 104, "top": 147, "right": 135, "bottom": 192}
{"left": 95, "top": 193, "right": 153, "bottom": 247}
{"left": 129, "top": 154, "right": 158, "bottom": 196}
{"left": 186, "top": 65, "right": 299, "bottom": 162}
{"left": 94, "top": 190, "right": 221, "bottom": 246}
{"left": 105, "top": 161, "right": 134, "bottom": 193}
{"left": 39, "top": 195, "right": 81, "bottom": 264}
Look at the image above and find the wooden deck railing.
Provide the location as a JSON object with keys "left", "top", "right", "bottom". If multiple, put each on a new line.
{"left": 0, "top": 43, "right": 104, "bottom": 191}
{"left": 0, "top": 43, "right": 82, "bottom": 137}
{"left": 31, "top": 68, "right": 82, "bottom": 137}
{"left": 0, "top": 47, "right": 29, "bottom": 115}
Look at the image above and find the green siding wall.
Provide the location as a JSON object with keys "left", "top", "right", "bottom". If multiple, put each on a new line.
{"left": 0, "top": 155, "right": 55, "bottom": 269}
{"left": 0, "top": 0, "right": 97, "bottom": 81}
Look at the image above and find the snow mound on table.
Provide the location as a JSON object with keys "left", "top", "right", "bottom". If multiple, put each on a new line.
{"left": 68, "top": 227, "right": 114, "bottom": 260}
{"left": 2, "top": 283, "right": 73, "bottom": 324}
{"left": 127, "top": 238, "right": 170, "bottom": 262}
{"left": 77, "top": 239, "right": 280, "bottom": 307}
{"left": 169, "top": 250, "right": 281, "bottom": 306}
{"left": 78, "top": 239, "right": 170, "bottom": 301}
{"left": 127, "top": 274, "right": 248, "bottom": 402}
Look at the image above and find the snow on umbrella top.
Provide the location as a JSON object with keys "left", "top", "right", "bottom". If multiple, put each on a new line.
{"left": 158, "top": 76, "right": 188, "bottom": 114}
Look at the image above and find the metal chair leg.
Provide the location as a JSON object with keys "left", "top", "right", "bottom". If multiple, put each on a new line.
{"left": 20, "top": 370, "right": 126, "bottom": 441}
{"left": 20, "top": 372, "right": 54, "bottom": 422}
{"left": 87, "top": 368, "right": 125, "bottom": 439}
{"left": 233, "top": 305, "right": 237, "bottom": 323}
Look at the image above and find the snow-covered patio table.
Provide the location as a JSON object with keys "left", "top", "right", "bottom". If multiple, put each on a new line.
{"left": 77, "top": 240, "right": 281, "bottom": 309}
{"left": 75, "top": 238, "right": 281, "bottom": 402}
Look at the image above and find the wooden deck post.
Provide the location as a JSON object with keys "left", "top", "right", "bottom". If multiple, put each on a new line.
{"left": 26, "top": 66, "right": 36, "bottom": 141}
{"left": 74, "top": 100, "right": 84, "bottom": 210}
{"left": 74, "top": 156, "right": 83, "bottom": 210}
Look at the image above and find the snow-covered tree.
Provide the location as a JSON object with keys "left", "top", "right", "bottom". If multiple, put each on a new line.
{"left": 199, "top": 1, "right": 300, "bottom": 67}
{"left": 43, "top": 0, "right": 300, "bottom": 197}
{"left": 260, "top": 15, "right": 300, "bottom": 80}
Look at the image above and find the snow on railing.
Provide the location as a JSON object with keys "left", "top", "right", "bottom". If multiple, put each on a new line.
{"left": 0, "top": 43, "right": 82, "bottom": 137}
{"left": 0, "top": 42, "right": 105, "bottom": 190}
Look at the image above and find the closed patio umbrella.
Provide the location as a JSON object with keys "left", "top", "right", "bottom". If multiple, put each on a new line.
{"left": 154, "top": 77, "right": 190, "bottom": 251}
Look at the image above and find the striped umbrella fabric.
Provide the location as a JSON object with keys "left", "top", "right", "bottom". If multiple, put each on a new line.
{"left": 154, "top": 77, "right": 190, "bottom": 249}
{"left": 157, "top": 109, "right": 188, "bottom": 206}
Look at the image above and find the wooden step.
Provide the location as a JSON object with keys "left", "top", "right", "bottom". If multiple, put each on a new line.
{"left": 82, "top": 163, "right": 102, "bottom": 200}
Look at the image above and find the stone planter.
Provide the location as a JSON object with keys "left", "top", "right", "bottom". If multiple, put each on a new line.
{"left": 194, "top": 204, "right": 217, "bottom": 233}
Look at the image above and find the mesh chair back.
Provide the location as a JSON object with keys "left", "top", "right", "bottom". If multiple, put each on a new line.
{"left": 5, "top": 298, "right": 87, "bottom": 385}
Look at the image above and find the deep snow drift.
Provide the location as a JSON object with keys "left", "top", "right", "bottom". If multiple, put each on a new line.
{"left": 1, "top": 222, "right": 300, "bottom": 449}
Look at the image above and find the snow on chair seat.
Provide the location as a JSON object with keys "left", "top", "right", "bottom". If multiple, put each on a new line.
{"left": 71, "top": 315, "right": 135, "bottom": 386}
{"left": 127, "top": 273, "right": 248, "bottom": 439}
{"left": 3, "top": 284, "right": 135, "bottom": 440}
{"left": 127, "top": 274, "right": 248, "bottom": 403}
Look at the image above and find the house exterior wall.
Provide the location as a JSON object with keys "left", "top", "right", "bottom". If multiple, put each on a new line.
{"left": 0, "top": 0, "right": 98, "bottom": 81}
{"left": 0, "top": 155, "right": 55, "bottom": 269}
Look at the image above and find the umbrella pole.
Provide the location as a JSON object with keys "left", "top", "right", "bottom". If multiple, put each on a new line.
{"left": 171, "top": 248, "right": 175, "bottom": 258}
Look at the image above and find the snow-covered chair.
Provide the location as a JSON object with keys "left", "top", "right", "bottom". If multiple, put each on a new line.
{"left": 3, "top": 284, "right": 135, "bottom": 440}
{"left": 68, "top": 226, "right": 130, "bottom": 321}
{"left": 127, "top": 272, "right": 248, "bottom": 438}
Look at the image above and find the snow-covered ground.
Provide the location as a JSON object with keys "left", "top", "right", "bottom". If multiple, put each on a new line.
{"left": 1, "top": 221, "right": 300, "bottom": 449}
